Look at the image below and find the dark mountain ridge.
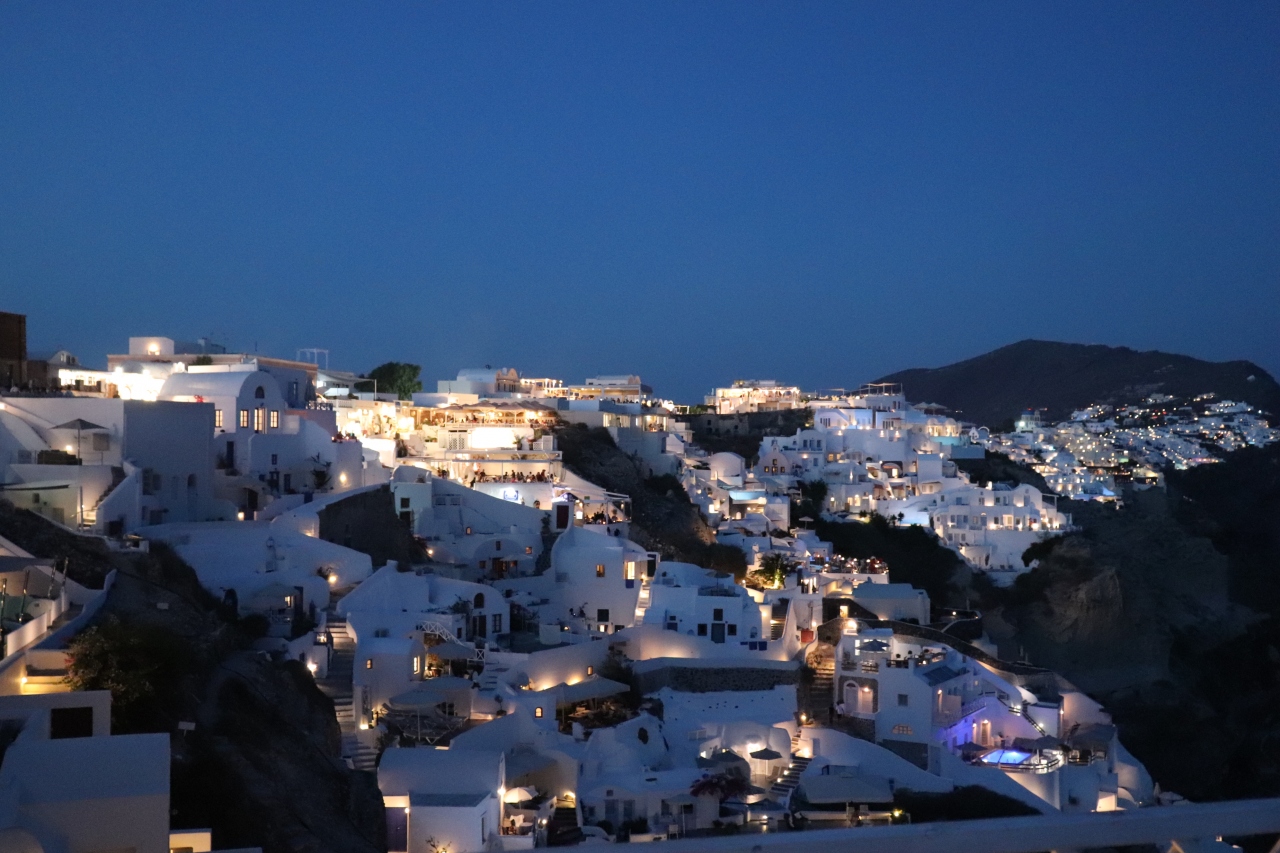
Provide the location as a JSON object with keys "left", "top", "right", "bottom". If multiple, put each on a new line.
{"left": 876, "top": 340, "right": 1280, "bottom": 428}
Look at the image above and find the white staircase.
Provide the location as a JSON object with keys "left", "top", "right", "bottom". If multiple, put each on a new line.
{"left": 318, "top": 612, "right": 377, "bottom": 772}
{"left": 634, "top": 581, "right": 653, "bottom": 623}
{"left": 769, "top": 731, "right": 812, "bottom": 805}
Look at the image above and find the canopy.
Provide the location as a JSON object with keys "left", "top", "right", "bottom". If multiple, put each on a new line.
{"left": 552, "top": 675, "right": 629, "bottom": 707}
{"left": 387, "top": 677, "right": 474, "bottom": 710}
{"left": 800, "top": 774, "right": 894, "bottom": 804}
{"left": 428, "top": 641, "right": 479, "bottom": 661}
{"left": 749, "top": 748, "right": 783, "bottom": 760}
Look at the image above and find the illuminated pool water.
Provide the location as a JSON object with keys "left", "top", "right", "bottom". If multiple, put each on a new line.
{"left": 979, "top": 749, "right": 1033, "bottom": 766}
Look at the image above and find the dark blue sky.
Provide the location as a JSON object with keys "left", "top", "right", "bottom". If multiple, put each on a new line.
{"left": 2, "top": 2, "right": 1277, "bottom": 402}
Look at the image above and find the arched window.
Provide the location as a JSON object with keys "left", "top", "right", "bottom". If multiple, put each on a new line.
{"left": 473, "top": 593, "right": 485, "bottom": 609}
{"left": 254, "top": 386, "right": 265, "bottom": 399}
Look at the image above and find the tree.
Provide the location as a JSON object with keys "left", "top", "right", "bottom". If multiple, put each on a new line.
{"left": 65, "top": 615, "right": 192, "bottom": 731}
{"left": 366, "top": 362, "right": 423, "bottom": 400}
{"left": 750, "top": 552, "right": 791, "bottom": 589}
{"left": 690, "top": 770, "right": 750, "bottom": 801}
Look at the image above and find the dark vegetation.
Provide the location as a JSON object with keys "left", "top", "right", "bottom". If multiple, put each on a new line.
{"left": 877, "top": 339, "right": 1280, "bottom": 427}
{"left": 556, "top": 424, "right": 746, "bottom": 573}
{"left": 890, "top": 786, "right": 1040, "bottom": 822}
{"left": 813, "top": 513, "right": 965, "bottom": 607}
{"left": 954, "top": 451, "right": 1051, "bottom": 494}
{"left": 0, "top": 499, "right": 385, "bottom": 853}
{"left": 363, "top": 361, "right": 422, "bottom": 400}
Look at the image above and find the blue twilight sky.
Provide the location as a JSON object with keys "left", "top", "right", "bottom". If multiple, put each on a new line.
{"left": 1, "top": 2, "right": 1277, "bottom": 402}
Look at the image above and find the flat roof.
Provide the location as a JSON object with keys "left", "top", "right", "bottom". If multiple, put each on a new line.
{"left": 410, "top": 791, "right": 490, "bottom": 808}
{"left": 0, "top": 732, "right": 168, "bottom": 803}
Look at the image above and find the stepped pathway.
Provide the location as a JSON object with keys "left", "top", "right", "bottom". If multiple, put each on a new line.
{"left": 634, "top": 580, "right": 652, "bottom": 623}
{"left": 769, "top": 730, "right": 812, "bottom": 805}
{"left": 547, "top": 801, "right": 583, "bottom": 846}
{"left": 803, "top": 645, "right": 836, "bottom": 724}
{"left": 317, "top": 611, "right": 377, "bottom": 772}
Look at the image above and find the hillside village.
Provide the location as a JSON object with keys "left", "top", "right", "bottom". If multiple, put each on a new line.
{"left": 0, "top": 311, "right": 1277, "bottom": 853}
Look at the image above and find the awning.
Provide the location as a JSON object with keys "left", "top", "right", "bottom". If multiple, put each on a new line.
{"left": 427, "top": 641, "right": 479, "bottom": 661}
{"left": 799, "top": 774, "right": 894, "bottom": 804}
{"left": 552, "top": 676, "right": 629, "bottom": 707}
{"left": 387, "top": 677, "right": 474, "bottom": 710}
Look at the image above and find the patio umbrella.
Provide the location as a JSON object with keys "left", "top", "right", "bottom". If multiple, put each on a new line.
{"left": 749, "top": 748, "right": 783, "bottom": 760}
{"left": 503, "top": 786, "right": 538, "bottom": 804}
{"left": 53, "top": 419, "right": 107, "bottom": 459}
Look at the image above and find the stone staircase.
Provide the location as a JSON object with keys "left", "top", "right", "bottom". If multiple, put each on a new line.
{"left": 769, "top": 731, "right": 812, "bottom": 805}
{"left": 478, "top": 664, "right": 508, "bottom": 692}
{"left": 318, "top": 612, "right": 377, "bottom": 772}
{"left": 547, "top": 803, "right": 583, "bottom": 846}
{"left": 803, "top": 645, "right": 835, "bottom": 723}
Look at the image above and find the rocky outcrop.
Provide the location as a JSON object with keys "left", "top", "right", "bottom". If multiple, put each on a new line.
{"left": 555, "top": 425, "right": 719, "bottom": 565}
{"left": 1, "top": 505, "right": 387, "bottom": 853}
{"left": 194, "top": 654, "right": 385, "bottom": 853}
{"left": 1037, "top": 564, "right": 1123, "bottom": 646}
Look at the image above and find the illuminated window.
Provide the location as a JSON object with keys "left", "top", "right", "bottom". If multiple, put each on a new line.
{"left": 525, "top": 546, "right": 533, "bottom": 555}
{"left": 269, "top": 410, "right": 280, "bottom": 429}
{"left": 253, "top": 407, "right": 265, "bottom": 433}
{"left": 586, "top": 665, "right": 594, "bottom": 676}
{"left": 596, "top": 563, "right": 605, "bottom": 578}
{"left": 214, "top": 409, "right": 223, "bottom": 428}
{"left": 892, "top": 724, "right": 913, "bottom": 735}
{"left": 535, "top": 706, "right": 543, "bottom": 718}
{"left": 239, "top": 409, "right": 249, "bottom": 428}
{"left": 365, "top": 659, "right": 373, "bottom": 670}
